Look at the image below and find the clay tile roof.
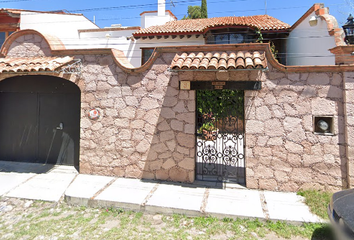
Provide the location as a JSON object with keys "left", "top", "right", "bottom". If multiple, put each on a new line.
{"left": 171, "top": 51, "right": 267, "bottom": 70}
{"left": 0, "top": 56, "right": 74, "bottom": 73}
{"left": 134, "top": 15, "right": 290, "bottom": 36}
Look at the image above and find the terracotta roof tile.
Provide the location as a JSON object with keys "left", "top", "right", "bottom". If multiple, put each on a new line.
{"left": 171, "top": 51, "right": 267, "bottom": 70}
{"left": 134, "top": 15, "right": 290, "bottom": 36}
{"left": 0, "top": 56, "right": 74, "bottom": 73}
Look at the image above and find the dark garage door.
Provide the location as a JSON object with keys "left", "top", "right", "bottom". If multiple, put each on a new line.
{"left": 0, "top": 75, "right": 80, "bottom": 167}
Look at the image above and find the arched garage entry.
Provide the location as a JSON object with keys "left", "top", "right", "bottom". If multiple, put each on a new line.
{"left": 0, "top": 75, "right": 80, "bottom": 168}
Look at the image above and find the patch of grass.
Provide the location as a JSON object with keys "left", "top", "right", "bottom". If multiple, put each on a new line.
{"left": 297, "top": 189, "right": 332, "bottom": 219}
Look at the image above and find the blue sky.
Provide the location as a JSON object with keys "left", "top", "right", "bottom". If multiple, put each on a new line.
{"left": 2, "top": 0, "right": 352, "bottom": 28}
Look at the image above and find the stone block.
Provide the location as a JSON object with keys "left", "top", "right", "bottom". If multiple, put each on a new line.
{"left": 176, "top": 113, "right": 195, "bottom": 124}
{"left": 141, "top": 98, "right": 160, "bottom": 110}
{"left": 259, "top": 179, "right": 278, "bottom": 191}
{"left": 311, "top": 98, "right": 336, "bottom": 115}
{"left": 160, "top": 130, "right": 175, "bottom": 142}
{"left": 173, "top": 101, "right": 187, "bottom": 113}
{"left": 280, "top": 181, "right": 299, "bottom": 192}
{"left": 255, "top": 106, "right": 271, "bottom": 121}
{"left": 136, "top": 139, "right": 150, "bottom": 153}
{"left": 144, "top": 109, "right": 160, "bottom": 125}
{"left": 284, "top": 141, "right": 303, "bottom": 154}
{"left": 278, "top": 90, "right": 298, "bottom": 103}
{"left": 246, "top": 178, "right": 259, "bottom": 189}
{"left": 159, "top": 152, "right": 172, "bottom": 159}
{"left": 152, "top": 142, "right": 168, "bottom": 153}
{"left": 291, "top": 168, "right": 313, "bottom": 182}
{"left": 156, "top": 169, "right": 169, "bottom": 180}
{"left": 166, "top": 140, "right": 177, "bottom": 151}
{"left": 162, "top": 159, "right": 176, "bottom": 169}
{"left": 256, "top": 136, "right": 269, "bottom": 146}
{"left": 131, "top": 120, "right": 145, "bottom": 129}
{"left": 125, "top": 96, "right": 139, "bottom": 106}
{"left": 307, "top": 73, "right": 330, "bottom": 85}
{"left": 169, "top": 167, "right": 188, "bottom": 182}
{"left": 245, "top": 120, "right": 264, "bottom": 134}
{"left": 254, "top": 165, "right": 274, "bottom": 178}
{"left": 114, "top": 118, "right": 130, "bottom": 128}
{"left": 184, "top": 124, "right": 194, "bottom": 134}
{"left": 160, "top": 108, "right": 176, "bottom": 119}
{"left": 149, "top": 160, "right": 164, "bottom": 171}
{"left": 163, "top": 97, "right": 178, "bottom": 107}
{"left": 112, "top": 167, "right": 125, "bottom": 177}
{"left": 267, "top": 137, "right": 283, "bottom": 146}
{"left": 271, "top": 105, "right": 285, "bottom": 118}
{"left": 171, "top": 120, "right": 183, "bottom": 131}
{"left": 118, "top": 129, "right": 131, "bottom": 140}
{"left": 176, "top": 133, "right": 195, "bottom": 148}
{"left": 274, "top": 170, "right": 289, "bottom": 182}
{"left": 264, "top": 119, "right": 283, "bottom": 137}
{"left": 125, "top": 165, "right": 142, "bottom": 178}
{"left": 178, "top": 158, "right": 195, "bottom": 170}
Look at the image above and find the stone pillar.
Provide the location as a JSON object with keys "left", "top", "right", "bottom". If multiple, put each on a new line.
{"left": 343, "top": 72, "right": 354, "bottom": 188}
{"left": 330, "top": 46, "right": 354, "bottom": 65}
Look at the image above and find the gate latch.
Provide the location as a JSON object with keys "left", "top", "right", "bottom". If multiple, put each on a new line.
{"left": 56, "top": 122, "right": 64, "bottom": 130}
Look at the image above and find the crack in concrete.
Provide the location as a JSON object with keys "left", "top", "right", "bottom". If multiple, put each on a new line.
{"left": 200, "top": 188, "right": 209, "bottom": 214}
{"left": 141, "top": 182, "right": 159, "bottom": 209}
{"left": 90, "top": 178, "right": 117, "bottom": 200}
{"left": 259, "top": 191, "right": 270, "bottom": 220}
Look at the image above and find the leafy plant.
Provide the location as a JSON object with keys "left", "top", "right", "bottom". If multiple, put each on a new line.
{"left": 197, "top": 90, "right": 244, "bottom": 121}
{"left": 198, "top": 121, "right": 215, "bottom": 134}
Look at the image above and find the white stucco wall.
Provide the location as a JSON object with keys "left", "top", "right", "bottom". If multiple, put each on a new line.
{"left": 20, "top": 12, "right": 98, "bottom": 42}
{"left": 286, "top": 12, "right": 336, "bottom": 66}
{"left": 77, "top": 30, "right": 204, "bottom": 67}
{"left": 141, "top": 11, "right": 176, "bottom": 29}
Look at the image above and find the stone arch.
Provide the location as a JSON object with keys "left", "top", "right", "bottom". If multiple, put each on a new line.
{"left": 0, "top": 29, "right": 66, "bottom": 57}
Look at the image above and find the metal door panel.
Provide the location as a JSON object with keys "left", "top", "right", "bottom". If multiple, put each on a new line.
{"left": 0, "top": 93, "right": 38, "bottom": 162}
{"left": 38, "top": 93, "right": 80, "bottom": 166}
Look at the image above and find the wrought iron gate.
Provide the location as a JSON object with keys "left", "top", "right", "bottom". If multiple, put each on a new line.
{"left": 196, "top": 90, "right": 245, "bottom": 184}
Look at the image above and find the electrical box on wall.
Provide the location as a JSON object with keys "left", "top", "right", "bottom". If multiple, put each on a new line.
{"left": 313, "top": 116, "right": 333, "bottom": 135}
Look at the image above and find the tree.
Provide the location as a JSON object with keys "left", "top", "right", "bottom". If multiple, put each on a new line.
{"left": 182, "top": 0, "right": 207, "bottom": 20}
{"left": 182, "top": 5, "right": 201, "bottom": 19}
{"left": 201, "top": 0, "right": 208, "bottom": 18}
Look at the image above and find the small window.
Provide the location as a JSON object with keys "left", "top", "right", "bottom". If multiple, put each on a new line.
{"left": 314, "top": 116, "right": 333, "bottom": 135}
{"left": 141, "top": 48, "right": 154, "bottom": 65}
{"left": 0, "top": 31, "right": 15, "bottom": 48}
{"left": 0, "top": 32, "right": 6, "bottom": 47}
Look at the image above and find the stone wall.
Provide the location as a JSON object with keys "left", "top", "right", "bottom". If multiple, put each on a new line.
{"left": 77, "top": 53, "right": 196, "bottom": 182}
{"left": 2, "top": 30, "right": 354, "bottom": 192}
{"left": 245, "top": 66, "right": 346, "bottom": 192}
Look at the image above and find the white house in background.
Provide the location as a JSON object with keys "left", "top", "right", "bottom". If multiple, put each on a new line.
{"left": 2, "top": 1, "right": 345, "bottom": 67}
{"left": 286, "top": 3, "right": 345, "bottom": 66}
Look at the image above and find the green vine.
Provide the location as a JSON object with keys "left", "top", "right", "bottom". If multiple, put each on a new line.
{"left": 197, "top": 90, "right": 244, "bottom": 121}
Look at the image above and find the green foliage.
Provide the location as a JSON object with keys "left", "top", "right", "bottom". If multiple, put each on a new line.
{"left": 197, "top": 90, "right": 244, "bottom": 120}
{"left": 182, "top": 0, "right": 208, "bottom": 19}
{"left": 297, "top": 189, "right": 332, "bottom": 219}
{"left": 182, "top": 5, "right": 201, "bottom": 19}
{"left": 255, "top": 28, "right": 263, "bottom": 43}
{"left": 201, "top": 0, "right": 208, "bottom": 18}
{"left": 198, "top": 121, "right": 215, "bottom": 134}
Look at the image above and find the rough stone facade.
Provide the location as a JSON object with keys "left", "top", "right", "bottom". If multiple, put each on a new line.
{"left": 2, "top": 30, "right": 354, "bottom": 192}
{"left": 77, "top": 53, "right": 196, "bottom": 182}
{"left": 245, "top": 68, "right": 345, "bottom": 192}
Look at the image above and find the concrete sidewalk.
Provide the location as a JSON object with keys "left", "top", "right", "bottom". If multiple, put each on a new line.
{"left": 0, "top": 163, "right": 324, "bottom": 224}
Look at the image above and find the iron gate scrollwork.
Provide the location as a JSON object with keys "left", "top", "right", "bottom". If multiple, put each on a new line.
{"left": 196, "top": 90, "right": 245, "bottom": 184}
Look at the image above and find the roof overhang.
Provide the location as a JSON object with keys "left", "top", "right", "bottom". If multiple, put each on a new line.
{"left": 0, "top": 56, "right": 82, "bottom": 75}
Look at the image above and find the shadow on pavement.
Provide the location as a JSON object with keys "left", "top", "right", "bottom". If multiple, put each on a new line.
{"left": 0, "top": 161, "right": 55, "bottom": 174}
{"left": 311, "top": 224, "right": 334, "bottom": 240}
